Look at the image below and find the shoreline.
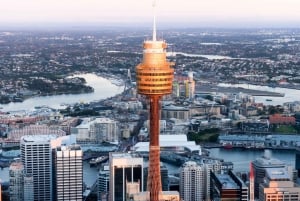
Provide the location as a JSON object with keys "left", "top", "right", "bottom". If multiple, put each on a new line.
{"left": 197, "top": 83, "right": 284, "bottom": 97}
{"left": 0, "top": 72, "right": 124, "bottom": 109}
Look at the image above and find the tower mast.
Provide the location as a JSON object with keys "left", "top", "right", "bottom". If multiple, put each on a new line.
{"left": 152, "top": 0, "right": 157, "bottom": 41}
{"left": 136, "top": 1, "right": 174, "bottom": 200}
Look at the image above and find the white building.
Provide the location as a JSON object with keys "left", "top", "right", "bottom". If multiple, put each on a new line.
{"left": 74, "top": 118, "right": 119, "bottom": 144}
{"left": 180, "top": 161, "right": 206, "bottom": 201}
{"left": 133, "top": 134, "right": 201, "bottom": 155}
{"left": 54, "top": 144, "right": 83, "bottom": 201}
{"left": 21, "top": 135, "right": 57, "bottom": 201}
{"left": 20, "top": 134, "right": 74, "bottom": 201}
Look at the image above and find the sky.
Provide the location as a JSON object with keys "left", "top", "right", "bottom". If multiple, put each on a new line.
{"left": 1, "top": 0, "right": 300, "bottom": 28}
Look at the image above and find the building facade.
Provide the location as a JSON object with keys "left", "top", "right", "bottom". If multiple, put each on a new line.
{"left": 9, "top": 159, "right": 24, "bottom": 201}
{"left": 259, "top": 168, "right": 300, "bottom": 201}
{"left": 23, "top": 175, "right": 34, "bottom": 201}
{"left": 20, "top": 135, "right": 57, "bottom": 201}
{"left": 211, "top": 171, "right": 248, "bottom": 201}
{"left": 252, "top": 156, "right": 286, "bottom": 198}
{"left": 74, "top": 117, "right": 118, "bottom": 144}
{"left": 54, "top": 144, "right": 83, "bottom": 201}
{"left": 179, "top": 161, "right": 205, "bottom": 201}
{"left": 109, "top": 153, "right": 144, "bottom": 201}
{"left": 98, "top": 164, "right": 110, "bottom": 201}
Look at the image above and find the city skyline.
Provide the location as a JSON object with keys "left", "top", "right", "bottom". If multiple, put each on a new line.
{"left": 1, "top": 0, "right": 300, "bottom": 28}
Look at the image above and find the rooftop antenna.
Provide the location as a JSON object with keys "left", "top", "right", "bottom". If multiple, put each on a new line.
{"left": 152, "top": 0, "right": 157, "bottom": 41}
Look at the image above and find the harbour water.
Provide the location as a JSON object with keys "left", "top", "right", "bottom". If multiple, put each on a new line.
{"left": 209, "top": 148, "right": 296, "bottom": 172}
{"left": 218, "top": 83, "right": 300, "bottom": 105}
{"left": 0, "top": 73, "right": 124, "bottom": 112}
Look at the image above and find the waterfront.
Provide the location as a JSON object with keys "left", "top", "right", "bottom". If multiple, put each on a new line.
{"left": 208, "top": 148, "right": 296, "bottom": 172}
{"left": 218, "top": 83, "right": 300, "bottom": 106}
{"left": 0, "top": 73, "right": 124, "bottom": 112}
{"left": 168, "top": 52, "right": 234, "bottom": 60}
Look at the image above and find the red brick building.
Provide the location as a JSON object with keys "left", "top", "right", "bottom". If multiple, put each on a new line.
{"left": 269, "top": 114, "right": 296, "bottom": 125}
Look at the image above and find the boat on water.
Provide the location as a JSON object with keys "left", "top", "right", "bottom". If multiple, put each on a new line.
{"left": 89, "top": 156, "right": 108, "bottom": 166}
{"left": 223, "top": 143, "right": 233, "bottom": 149}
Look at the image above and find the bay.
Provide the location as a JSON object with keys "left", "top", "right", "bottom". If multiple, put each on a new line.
{"left": 209, "top": 148, "right": 296, "bottom": 172}
{"left": 167, "top": 52, "right": 233, "bottom": 60}
{"left": 0, "top": 73, "right": 124, "bottom": 112}
{"left": 218, "top": 83, "right": 300, "bottom": 105}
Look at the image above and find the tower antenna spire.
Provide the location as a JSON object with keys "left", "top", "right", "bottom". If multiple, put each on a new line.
{"left": 152, "top": 0, "right": 157, "bottom": 41}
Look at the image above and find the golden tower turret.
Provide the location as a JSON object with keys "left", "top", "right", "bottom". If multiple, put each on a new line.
{"left": 136, "top": 1, "right": 174, "bottom": 201}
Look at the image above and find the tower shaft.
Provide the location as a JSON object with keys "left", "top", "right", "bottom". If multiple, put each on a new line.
{"left": 147, "top": 95, "right": 162, "bottom": 201}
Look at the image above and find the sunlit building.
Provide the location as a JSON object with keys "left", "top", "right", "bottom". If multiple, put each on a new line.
{"left": 252, "top": 156, "right": 286, "bottom": 198}
{"left": 259, "top": 168, "right": 300, "bottom": 201}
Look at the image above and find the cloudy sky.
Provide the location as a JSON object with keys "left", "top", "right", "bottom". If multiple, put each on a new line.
{"left": 1, "top": 0, "right": 300, "bottom": 27}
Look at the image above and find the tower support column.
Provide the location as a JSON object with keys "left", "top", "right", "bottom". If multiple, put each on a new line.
{"left": 148, "top": 95, "right": 162, "bottom": 201}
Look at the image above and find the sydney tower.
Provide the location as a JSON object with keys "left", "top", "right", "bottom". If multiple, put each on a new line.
{"left": 136, "top": 2, "right": 174, "bottom": 200}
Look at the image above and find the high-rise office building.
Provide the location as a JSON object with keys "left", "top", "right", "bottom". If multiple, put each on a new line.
{"left": 259, "top": 168, "right": 300, "bottom": 201}
{"left": 252, "top": 156, "right": 286, "bottom": 198}
{"left": 98, "top": 164, "right": 110, "bottom": 201}
{"left": 53, "top": 144, "right": 83, "bottom": 201}
{"left": 20, "top": 135, "right": 57, "bottom": 201}
{"left": 179, "top": 161, "right": 206, "bottom": 201}
{"left": 135, "top": 1, "right": 174, "bottom": 200}
{"left": 109, "top": 152, "right": 144, "bottom": 201}
{"left": 9, "top": 159, "right": 24, "bottom": 201}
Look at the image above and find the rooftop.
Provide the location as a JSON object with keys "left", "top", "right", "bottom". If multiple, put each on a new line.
{"left": 265, "top": 167, "right": 290, "bottom": 181}
{"left": 21, "top": 134, "right": 58, "bottom": 143}
{"left": 217, "top": 174, "right": 239, "bottom": 189}
{"left": 253, "top": 156, "right": 285, "bottom": 167}
{"left": 133, "top": 134, "right": 201, "bottom": 153}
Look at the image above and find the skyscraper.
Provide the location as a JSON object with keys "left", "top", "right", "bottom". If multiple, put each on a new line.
{"left": 109, "top": 152, "right": 144, "bottom": 201}
{"left": 98, "top": 164, "right": 110, "bottom": 201}
{"left": 179, "top": 161, "right": 205, "bottom": 201}
{"left": 252, "top": 156, "right": 286, "bottom": 198}
{"left": 20, "top": 135, "right": 57, "bottom": 201}
{"left": 135, "top": 1, "right": 174, "bottom": 200}
{"left": 259, "top": 168, "right": 300, "bottom": 201}
{"left": 9, "top": 159, "right": 24, "bottom": 201}
{"left": 53, "top": 144, "right": 83, "bottom": 201}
